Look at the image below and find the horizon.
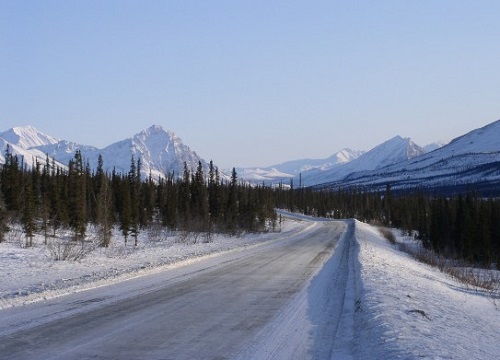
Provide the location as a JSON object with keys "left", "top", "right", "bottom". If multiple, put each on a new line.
{"left": 2, "top": 1, "right": 500, "bottom": 168}
{"left": 1, "top": 119, "right": 495, "bottom": 170}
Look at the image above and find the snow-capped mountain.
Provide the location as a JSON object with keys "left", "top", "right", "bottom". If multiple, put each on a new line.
{"left": 0, "top": 125, "right": 211, "bottom": 180}
{"left": 317, "top": 120, "right": 500, "bottom": 194}
{"left": 0, "top": 125, "right": 59, "bottom": 149}
{"left": 298, "top": 136, "right": 426, "bottom": 187}
{"left": 2, "top": 120, "right": 500, "bottom": 194}
{"left": 237, "top": 149, "right": 363, "bottom": 184}
{"left": 99, "top": 125, "right": 208, "bottom": 179}
{"left": 0, "top": 126, "right": 66, "bottom": 167}
{"left": 423, "top": 140, "right": 448, "bottom": 153}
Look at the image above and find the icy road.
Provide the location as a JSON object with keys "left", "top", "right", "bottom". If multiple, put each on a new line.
{"left": 0, "top": 220, "right": 355, "bottom": 359}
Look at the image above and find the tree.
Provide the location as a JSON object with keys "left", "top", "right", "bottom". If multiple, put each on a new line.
{"left": 95, "top": 155, "right": 113, "bottom": 247}
{"left": 0, "top": 177, "right": 9, "bottom": 243}
{"left": 190, "top": 161, "right": 209, "bottom": 237}
{"left": 119, "top": 175, "right": 131, "bottom": 245}
{"left": 21, "top": 170, "right": 36, "bottom": 247}
{"left": 1, "top": 145, "right": 22, "bottom": 215}
{"left": 128, "top": 156, "right": 141, "bottom": 246}
{"left": 178, "top": 162, "right": 192, "bottom": 233}
{"left": 68, "top": 150, "right": 87, "bottom": 241}
{"left": 226, "top": 168, "right": 239, "bottom": 234}
{"left": 208, "top": 160, "right": 222, "bottom": 231}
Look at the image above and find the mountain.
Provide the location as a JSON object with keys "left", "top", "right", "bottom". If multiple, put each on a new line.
{"left": 0, "top": 126, "right": 65, "bottom": 167}
{"left": 237, "top": 149, "right": 363, "bottom": 184}
{"left": 423, "top": 140, "right": 448, "bottom": 153}
{"left": 3, "top": 120, "right": 500, "bottom": 194}
{"left": 0, "top": 125, "right": 59, "bottom": 149}
{"left": 298, "top": 136, "right": 426, "bottom": 187}
{"left": 316, "top": 120, "right": 500, "bottom": 194}
{"left": 0, "top": 125, "right": 211, "bottom": 180}
{"left": 99, "top": 125, "right": 208, "bottom": 179}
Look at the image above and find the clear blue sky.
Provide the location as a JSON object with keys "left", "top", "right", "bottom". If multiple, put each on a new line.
{"left": 1, "top": 1, "right": 500, "bottom": 168}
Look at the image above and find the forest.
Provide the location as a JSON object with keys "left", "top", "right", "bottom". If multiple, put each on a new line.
{"left": 0, "top": 146, "right": 499, "bottom": 267}
{"left": 0, "top": 147, "right": 277, "bottom": 247}
{"left": 274, "top": 184, "right": 500, "bottom": 267}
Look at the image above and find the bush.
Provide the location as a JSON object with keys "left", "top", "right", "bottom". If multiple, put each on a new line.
{"left": 46, "top": 238, "right": 95, "bottom": 261}
{"left": 379, "top": 227, "right": 396, "bottom": 245}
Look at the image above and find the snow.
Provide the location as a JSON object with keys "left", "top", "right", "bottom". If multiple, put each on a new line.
{"left": 300, "top": 136, "right": 426, "bottom": 186}
{"left": 236, "top": 148, "right": 363, "bottom": 185}
{"left": 1, "top": 214, "right": 499, "bottom": 358}
{"left": 0, "top": 220, "right": 306, "bottom": 310}
{"left": 317, "top": 120, "right": 500, "bottom": 192}
{"left": 0, "top": 125, "right": 59, "bottom": 149}
{"left": 445, "top": 119, "right": 500, "bottom": 155}
{"left": 0, "top": 124, "right": 210, "bottom": 180}
{"left": 354, "top": 220, "right": 500, "bottom": 359}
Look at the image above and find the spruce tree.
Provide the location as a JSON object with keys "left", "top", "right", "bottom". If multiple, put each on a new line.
{"left": 226, "top": 168, "right": 239, "bottom": 235}
{"left": 95, "top": 155, "right": 113, "bottom": 247}
{"left": 119, "top": 175, "right": 131, "bottom": 245}
{"left": 0, "top": 177, "right": 9, "bottom": 243}
{"left": 128, "top": 156, "right": 140, "bottom": 246}
{"left": 21, "top": 171, "right": 36, "bottom": 247}
{"left": 68, "top": 150, "right": 87, "bottom": 241}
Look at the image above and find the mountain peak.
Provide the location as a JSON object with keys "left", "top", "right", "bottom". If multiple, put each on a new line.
{"left": 142, "top": 124, "right": 171, "bottom": 135}
{"left": 133, "top": 124, "right": 178, "bottom": 144}
{"left": 0, "top": 125, "right": 59, "bottom": 149}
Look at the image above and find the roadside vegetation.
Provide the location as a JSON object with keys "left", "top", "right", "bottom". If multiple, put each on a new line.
{"left": 274, "top": 183, "right": 500, "bottom": 304}
{"left": 275, "top": 184, "right": 500, "bottom": 269}
{"left": 1, "top": 146, "right": 499, "bottom": 275}
{"left": 0, "top": 147, "right": 277, "bottom": 255}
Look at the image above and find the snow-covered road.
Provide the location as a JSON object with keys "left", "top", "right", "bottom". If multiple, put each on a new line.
{"left": 0, "top": 220, "right": 353, "bottom": 359}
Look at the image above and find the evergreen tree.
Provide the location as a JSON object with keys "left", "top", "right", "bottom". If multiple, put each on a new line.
{"left": 226, "top": 168, "right": 239, "bottom": 234}
{"left": 178, "top": 162, "right": 191, "bottom": 233}
{"left": 21, "top": 170, "right": 36, "bottom": 247}
{"left": 190, "top": 161, "right": 209, "bottom": 236}
{"left": 208, "top": 160, "right": 222, "bottom": 231}
{"left": 95, "top": 155, "right": 113, "bottom": 247}
{"left": 128, "top": 156, "right": 140, "bottom": 246}
{"left": 0, "top": 177, "right": 9, "bottom": 243}
{"left": 119, "top": 175, "right": 131, "bottom": 245}
{"left": 68, "top": 150, "right": 87, "bottom": 240}
{"left": 1, "top": 145, "right": 22, "bottom": 215}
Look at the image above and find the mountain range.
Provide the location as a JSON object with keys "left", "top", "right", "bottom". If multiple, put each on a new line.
{"left": 0, "top": 125, "right": 209, "bottom": 180}
{"left": 1, "top": 120, "right": 500, "bottom": 194}
{"left": 318, "top": 120, "right": 500, "bottom": 195}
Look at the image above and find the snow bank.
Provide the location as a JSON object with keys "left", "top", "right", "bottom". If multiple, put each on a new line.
{"left": 0, "top": 218, "right": 308, "bottom": 310}
{"left": 1, "top": 215, "right": 499, "bottom": 359}
{"left": 354, "top": 220, "right": 500, "bottom": 359}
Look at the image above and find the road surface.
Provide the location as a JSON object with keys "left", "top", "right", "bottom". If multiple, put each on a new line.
{"left": 0, "top": 219, "right": 355, "bottom": 359}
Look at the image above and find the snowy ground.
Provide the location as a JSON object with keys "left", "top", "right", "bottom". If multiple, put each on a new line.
{"left": 354, "top": 220, "right": 500, "bottom": 359}
{"left": 0, "top": 218, "right": 308, "bottom": 310}
{"left": 1, "top": 214, "right": 499, "bottom": 359}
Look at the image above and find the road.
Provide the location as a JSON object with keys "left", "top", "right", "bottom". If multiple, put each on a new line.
{"left": 0, "top": 219, "right": 354, "bottom": 359}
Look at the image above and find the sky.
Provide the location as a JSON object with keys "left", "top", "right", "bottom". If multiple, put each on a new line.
{"left": 1, "top": 1, "right": 500, "bottom": 168}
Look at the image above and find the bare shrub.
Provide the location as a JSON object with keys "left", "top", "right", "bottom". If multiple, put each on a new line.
{"left": 378, "top": 227, "right": 396, "bottom": 245}
{"left": 177, "top": 230, "right": 190, "bottom": 244}
{"left": 398, "top": 235, "right": 500, "bottom": 306}
{"left": 446, "top": 266, "right": 500, "bottom": 292}
{"left": 202, "top": 231, "right": 213, "bottom": 243}
{"left": 46, "top": 238, "right": 95, "bottom": 261}
{"left": 5, "top": 223, "right": 24, "bottom": 247}
{"left": 147, "top": 223, "right": 168, "bottom": 243}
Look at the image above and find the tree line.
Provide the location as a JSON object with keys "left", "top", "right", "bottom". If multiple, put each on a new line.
{"left": 0, "top": 146, "right": 277, "bottom": 246}
{"left": 274, "top": 183, "right": 500, "bottom": 267}
{"left": 1, "top": 145, "right": 498, "bottom": 267}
